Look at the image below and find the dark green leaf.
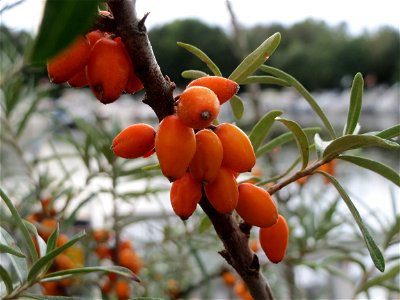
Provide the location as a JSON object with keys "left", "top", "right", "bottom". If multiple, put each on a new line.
{"left": 375, "top": 124, "right": 400, "bottom": 139}
{"left": 240, "top": 75, "right": 289, "bottom": 86}
{"left": 20, "top": 294, "right": 89, "bottom": 300}
{"left": 177, "top": 42, "right": 222, "bottom": 76}
{"left": 230, "top": 94, "right": 244, "bottom": 120}
{"left": 316, "top": 171, "right": 385, "bottom": 272}
{"left": 0, "top": 264, "right": 13, "bottom": 294}
{"left": 249, "top": 110, "right": 282, "bottom": 151}
{"left": 260, "top": 65, "right": 336, "bottom": 139}
{"left": 229, "top": 33, "right": 281, "bottom": 82}
{"left": 45, "top": 224, "right": 59, "bottom": 255}
{"left": 181, "top": 70, "right": 208, "bottom": 80}
{"left": 339, "top": 155, "right": 400, "bottom": 187}
{"left": 30, "top": 0, "right": 101, "bottom": 63}
{"left": 0, "top": 243, "right": 25, "bottom": 258}
{"left": 322, "top": 135, "right": 399, "bottom": 161}
{"left": 357, "top": 264, "right": 400, "bottom": 293}
{"left": 344, "top": 73, "right": 364, "bottom": 135}
{"left": 276, "top": 118, "right": 309, "bottom": 170}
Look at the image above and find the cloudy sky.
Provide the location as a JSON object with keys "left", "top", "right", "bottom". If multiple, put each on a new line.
{"left": 1, "top": 0, "right": 399, "bottom": 35}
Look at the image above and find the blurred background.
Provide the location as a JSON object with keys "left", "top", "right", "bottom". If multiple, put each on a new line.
{"left": 1, "top": 0, "right": 399, "bottom": 299}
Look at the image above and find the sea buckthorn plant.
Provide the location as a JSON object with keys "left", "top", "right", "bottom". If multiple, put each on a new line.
{"left": 1, "top": 0, "right": 399, "bottom": 299}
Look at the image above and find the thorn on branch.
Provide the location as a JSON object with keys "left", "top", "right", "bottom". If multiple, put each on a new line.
{"left": 138, "top": 12, "right": 150, "bottom": 31}
{"left": 219, "top": 249, "right": 232, "bottom": 264}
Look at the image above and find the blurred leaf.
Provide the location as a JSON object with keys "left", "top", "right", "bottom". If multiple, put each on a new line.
{"left": 181, "top": 70, "right": 208, "bottom": 80}
{"left": 30, "top": 0, "right": 100, "bottom": 63}
{"left": 230, "top": 94, "right": 244, "bottom": 120}
{"left": 198, "top": 215, "right": 212, "bottom": 233}
{"left": 177, "top": 42, "right": 222, "bottom": 76}
{"left": 316, "top": 171, "right": 385, "bottom": 272}
{"left": 0, "top": 188, "right": 38, "bottom": 262}
{"left": 323, "top": 135, "right": 399, "bottom": 161}
{"left": 249, "top": 110, "right": 282, "bottom": 151}
{"left": 357, "top": 264, "right": 400, "bottom": 293}
{"left": 16, "top": 91, "right": 48, "bottom": 137}
{"left": 23, "top": 220, "right": 47, "bottom": 258}
{"left": 257, "top": 127, "right": 320, "bottom": 157}
{"left": 339, "top": 155, "right": 400, "bottom": 187}
{"left": 27, "top": 231, "right": 85, "bottom": 282}
{"left": 375, "top": 124, "right": 400, "bottom": 139}
{"left": 229, "top": 32, "right": 281, "bottom": 82}
{"left": 276, "top": 118, "right": 309, "bottom": 170}
{"left": 344, "top": 73, "right": 364, "bottom": 135}
{"left": 0, "top": 243, "right": 25, "bottom": 258}
{"left": 0, "top": 265, "right": 13, "bottom": 294}
{"left": 241, "top": 75, "right": 289, "bottom": 86}
{"left": 260, "top": 65, "right": 337, "bottom": 139}
{"left": 21, "top": 295, "right": 88, "bottom": 300}
{"left": 45, "top": 224, "right": 59, "bottom": 255}
{"left": 64, "top": 193, "right": 96, "bottom": 227}
{"left": 383, "top": 215, "right": 400, "bottom": 249}
{"left": 314, "top": 133, "right": 332, "bottom": 159}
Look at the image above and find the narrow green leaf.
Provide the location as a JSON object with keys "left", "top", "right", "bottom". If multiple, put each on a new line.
{"left": 229, "top": 32, "right": 281, "bottom": 82}
{"left": 141, "top": 163, "right": 161, "bottom": 171}
{"left": 344, "top": 73, "right": 364, "bottom": 135}
{"left": 249, "top": 110, "right": 282, "bottom": 151}
{"left": 357, "top": 264, "right": 400, "bottom": 293}
{"left": 20, "top": 294, "right": 89, "bottom": 300}
{"left": 230, "top": 94, "right": 244, "bottom": 120}
{"left": 27, "top": 231, "right": 86, "bottom": 282}
{"left": 276, "top": 118, "right": 309, "bottom": 170}
{"left": 0, "top": 188, "right": 38, "bottom": 262}
{"left": 23, "top": 220, "right": 47, "bottom": 257}
{"left": 256, "top": 127, "right": 320, "bottom": 157}
{"left": 30, "top": 0, "right": 101, "bottom": 63}
{"left": 316, "top": 171, "right": 385, "bottom": 272}
{"left": 64, "top": 193, "right": 95, "bottom": 227}
{"left": 314, "top": 133, "right": 332, "bottom": 159}
{"left": 0, "top": 265, "right": 13, "bottom": 294}
{"left": 375, "top": 124, "right": 400, "bottom": 139}
{"left": 339, "top": 155, "right": 400, "bottom": 187}
{"left": 45, "top": 224, "right": 59, "bottom": 255}
{"left": 322, "top": 135, "right": 399, "bottom": 161}
{"left": 260, "top": 65, "right": 337, "bottom": 139}
{"left": 0, "top": 243, "right": 26, "bottom": 258}
{"left": 383, "top": 216, "right": 400, "bottom": 249}
{"left": 240, "top": 75, "right": 289, "bottom": 86}
{"left": 177, "top": 42, "right": 222, "bottom": 76}
{"left": 42, "top": 265, "right": 139, "bottom": 282}
{"left": 181, "top": 70, "right": 208, "bottom": 80}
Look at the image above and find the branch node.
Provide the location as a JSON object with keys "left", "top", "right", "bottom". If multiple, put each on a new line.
{"left": 239, "top": 221, "right": 252, "bottom": 237}
{"left": 138, "top": 12, "right": 150, "bottom": 31}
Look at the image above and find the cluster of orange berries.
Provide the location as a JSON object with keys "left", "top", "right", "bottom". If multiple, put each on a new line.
{"left": 47, "top": 21, "right": 143, "bottom": 104}
{"left": 92, "top": 230, "right": 142, "bottom": 300}
{"left": 221, "top": 270, "right": 253, "bottom": 300}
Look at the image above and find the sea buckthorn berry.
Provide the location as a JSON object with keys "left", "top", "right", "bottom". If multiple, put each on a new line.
{"left": 86, "top": 30, "right": 106, "bottom": 47}
{"left": 41, "top": 281, "right": 62, "bottom": 296}
{"left": 93, "top": 229, "right": 111, "bottom": 243}
{"left": 204, "top": 167, "right": 238, "bottom": 214}
{"left": 215, "top": 123, "right": 256, "bottom": 173}
{"left": 101, "top": 279, "right": 112, "bottom": 294}
{"left": 115, "top": 280, "right": 130, "bottom": 300}
{"left": 236, "top": 183, "right": 278, "bottom": 228}
{"left": 56, "top": 234, "right": 68, "bottom": 247}
{"left": 249, "top": 239, "right": 259, "bottom": 252}
{"left": 222, "top": 271, "right": 236, "bottom": 286}
{"left": 38, "top": 218, "right": 57, "bottom": 241}
{"left": 119, "top": 248, "right": 143, "bottom": 273}
{"left": 95, "top": 244, "right": 111, "bottom": 259}
{"left": 187, "top": 76, "right": 239, "bottom": 104}
{"left": 170, "top": 172, "right": 202, "bottom": 220}
{"left": 155, "top": 115, "right": 196, "bottom": 181}
{"left": 55, "top": 253, "right": 75, "bottom": 270}
{"left": 259, "top": 215, "right": 289, "bottom": 264}
{"left": 47, "top": 35, "right": 91, "bottom": 84}
{"left": 177, "top": 86, "right": 220, "bottom": 129}
{"left": 67, "top": 67, "right": 88, "bottom": 88}
{"left": 112, "top": 123, "right": 156, "bottom": 159}
{"left": 189, "top": 129, "right": 223, "bottom": 183}
{"left": 125, "top": 62, "right": 144, "bottom": 94}
{"left": 86, "top": 37, "right": 131, "bottom": 104}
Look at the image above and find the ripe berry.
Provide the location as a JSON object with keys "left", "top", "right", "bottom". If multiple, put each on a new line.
{"left": 67, "top": 67, "right": 88, "bottom": 88}
{"left": 95, "top": 244, "right": 111, "bottom": 259}
{"left": 155, "top": 115, "right": 196, "bottom": 181}
{"left": 115, "top": 280, "right": 130, "bottom": 300}
{"left": 125, "top": 62, "right": 144, "bottom": 94}
{"left": 215, "top": 123, "right": 256, "bottom": 173}
{"left": 86, "top": 37, "right": 131, "bottom": 104}
{"left": 170, "top": 172, "right": 202, "bottom": 220}
{"left": 55, "top": 253, "right": 75, "bottom": 270}
{"left": 177, "top": 86, "right": 220, "bottom": 129}
{"left": 38, "top": 218, "right": 57, "bottom": 241}
{"left": 47, "top": 35, "right": 90, "bottom": 84}
{"left": 119, "top": 248, "right": 143, "bottom": 273}
{"left": 189, "top": 129, "right": 223, "bottom": 183}
{"left": 112, "top": 123, "right": 156, "bottom": 159}
{"left": 85, "top": 30, "right": 106, "bottom": 47}
{"left": 259, "top": 215, "right": 289, "bottom": 264}
{"left": 222, "top": 271, "right": 236, "bottom": 286}
{"left": 187, "top": 76, "right": 239, "bottom": 104}
{"left": 236, "top": 183, "right": 278, "bottom": 228}
{"left": 204, "top": 167, "right": 238, "bottom": 214}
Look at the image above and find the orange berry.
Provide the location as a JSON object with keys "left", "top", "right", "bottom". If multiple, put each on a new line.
{"left": 55, "top": 253, "right": 75, "bottom": 270}
{"left": 189, "top": 129, "right": 223, "bottom": 184}
{"left": 118, "top": 240, "right": 133, "bottom": 251}
{"left": 38, "top": 218, "right": 57, "bottom": 241}
{"left": 95, "top": 244, "right": 111, "bottom": 260}
{"left": 222, "top": 271, "right": 236, "bottom": 286}
{"left": 115, "top": 280, "right": 130, "bottom": 300}
{"left": 86, "top": 30, "right": 106, "bottom": 47}
{"left": 47, "top": 35, "right": 91, "bottom": 84}
{"left": 249, "top": 239, "right": 259, "bottom": 252}
{"left": 67, "top": 67, "right": 88, "bottom": 88}
{"left": 119, "top": 248, "right": 143, "bottom": 273}
{"left": 236, "top": 183, "right": 278, "bottom": 228}
{"left": 93, "top": 229, "right": 111, "bottom": 243}
{"left": 41, "top": 281, "right": 62, "bottom": 296}
{"left": 170, "top": 172, "right": 202, "bottom": 220}
{"left": 187, "top": 76, "right": 239, "bottom": 104}
{"left": 56, "top": 234, "right": 68, "bottom": 247}
{"left": 215, "top": 123, "right": 256, "bottom": 173}
{"left": 112, "top": 123, "right": 156, "bottom": 159}
{"left": 86, "top": 37, "right": 130, "bottom": 104}
{"left": 234, "top": 281, "right": 247, "bottom": 297}
{"left": 125, "top": 62, "right": 144, "bottom": 94}
{"left": 259, "top": 215, "right": 289, "bottom": 264}
{"left": 101, "top": 278, "right": 112, "bottom": 294}
{"left": 204, "top": 167, "right": 238, "bottom": 214}
{"left": 177, "top": 86, "right": 220, "bottom": 129}
{"left": 318, "top": 160, "right": 337, "bottom": 184}
{"left": 155, "top": 115, "right": 196, "bottom": 181}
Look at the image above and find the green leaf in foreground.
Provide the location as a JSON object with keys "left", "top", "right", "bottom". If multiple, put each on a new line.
{"left": 375, "top": 124, "right": 400, "bottom": 139}
{"left": 177, "top": 42, "right": 222, "bottom": 76}
{"left": 230, "top": 95, "right": 244, "bottom": 120}
{"left": 181, "top": 70, "right": 208, "bottom": 80}
{"left": 0, "top": 243, "right": 26, "bottom": 258}
{"left": 322, "top": 134, "right": 399, "bottom": 161}
{"left": 229, "top": 32, "right": 281, "bottom": 83}
{"left": 344, "top": 73, "right": 364, "bottom": 135}
{"left": 339, "top": 155, "right": 400, "bottom": 187}
{"left": 0, "top": 264, "right": 13, "bottom": 294}
{"left": 30, "top": 0, "right": 101, "bottom": 63}
{"left": 249, "top": 110, "right": 282, "bottom": 151}
{"left": 316, "top": 171, "right": 385, "bottom": 272}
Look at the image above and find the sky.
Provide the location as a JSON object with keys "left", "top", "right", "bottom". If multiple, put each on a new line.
{"left": 1, "top": 0, "right": 399, "bottom": 35}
